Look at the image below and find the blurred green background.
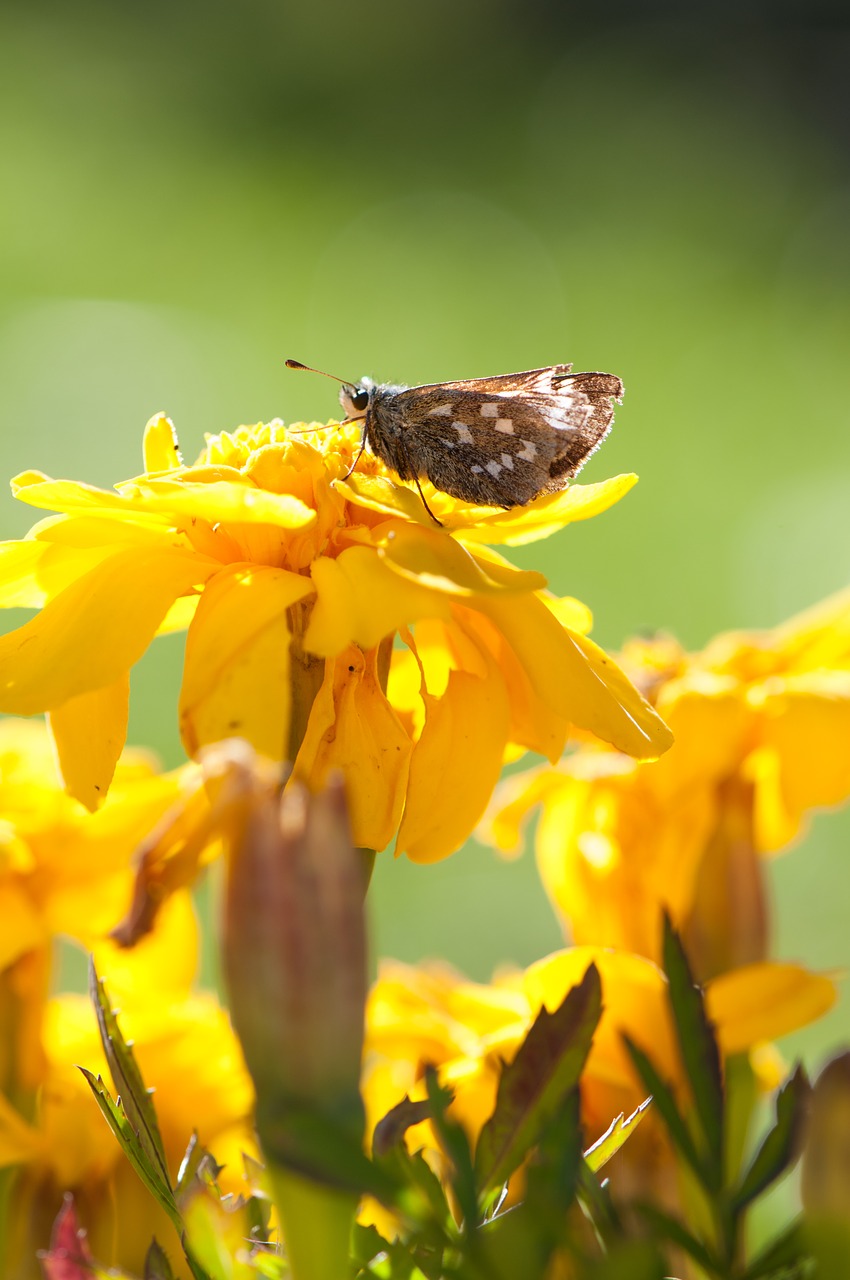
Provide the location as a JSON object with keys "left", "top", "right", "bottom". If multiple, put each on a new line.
{"left": 1, "top": 0, "right": 849, "bottom": 1098}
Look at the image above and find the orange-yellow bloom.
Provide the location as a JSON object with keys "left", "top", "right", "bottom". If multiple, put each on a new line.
{"left": 0, "top": 715, "right": 204, "bottom": 1103}
{"left": 362, "top": 949, "right": 834, "bottom": 1220}
{"left": 487, "top": 591, "right": 850, "bottom": 974}
{"left": 0, "top": 415, "right": 672, "bottom": 860}
{"left": 0, "top": 897, "right": 256, "bottom": 1280}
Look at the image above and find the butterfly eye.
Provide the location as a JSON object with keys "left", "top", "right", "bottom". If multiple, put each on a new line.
{"left": 351, "top": 388, "right": 370, "bottom": 411}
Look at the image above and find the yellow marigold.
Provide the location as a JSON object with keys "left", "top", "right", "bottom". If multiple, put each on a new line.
{"left": 486, "top": 589, "right": 850, "bottom": 975}
{"left": 362, "top": 949, "right": 834, "bottom": 1224}
{"left": 0, "top": 715, "right": 204, "bottom": 1101}
{"left": 0, "top": 415, "right": 672, "bottom": 860}
{"left": 0, "top": 895, "right": 256, "bottom": 1280}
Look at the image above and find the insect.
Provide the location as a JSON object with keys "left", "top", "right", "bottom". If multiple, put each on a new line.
{"left": 286, "top": 359, "right": 623, "bottom": 522}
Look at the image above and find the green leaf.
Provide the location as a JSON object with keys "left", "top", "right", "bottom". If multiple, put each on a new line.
{"left": 662, "top": 916, "right": 724, "bottom": 1190}
{"left": 584, "top": 1097, "right": 652, "bottom": 1173}
{"left": 524, "top": 1088, "right": 583, "bottom": 1220}
{"left": 741, "top": 1216, "right": 810, "bottom": 1280}
{"left": 425, "top": 1068, "right": 477, "bottom": 1231}
{"left": 257, "top": 1101, "right": 395, "bottom": 1202}
{"left": 577, "top": 1157, "right": 624, "bottom": 1242}
{"left": 373, "top": 1096, "right": 435, "bottom": 1157}
{"left": 88, "top": 958, "right": 171, "bottom": 1192}
{"left": 621, "top": 1035, "right": 706, "bottom": 1184}
{"left": 474, "top": 964, "right": 602, "bottom": 1195}
{"left": 80, "top": 1068, "right": 181, "bottom": 1232}
{"left": 633, "top": 1201, "right": 722, "bottom": 1275}
{"left": 144, "top": 1239, "right": 177, "bottom": 1280}
{"left": 733, "top": 1065, "right": 811, "bottom": 1213}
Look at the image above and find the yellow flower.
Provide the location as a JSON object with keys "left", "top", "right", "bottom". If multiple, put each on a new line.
{"left": 0, "top": 715, "right": 203, "bottom": 1103}
{"left": 0, "top": 894, "right": 256, "bottom": 1280}
{"left": 0, "top": 415, "right": 672, "bottom": 859}
{"left": 487, "top": 589, "right": 850, "bottom": 975}
{"left": 362, "top": 949, "right": 834, "bottom": 1221}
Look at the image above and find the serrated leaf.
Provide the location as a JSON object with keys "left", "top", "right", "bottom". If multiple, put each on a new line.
{"left": 425, "top": 1067, "right": 477, "bottom": 1230}
{"left": 80, "top": 1068, "right": 180, "bottom": 1231}
{"left": 373, "top": 1096, "right": 435, "bottom": 1157}
{"left": 622, "top": 1036, "right": 706, "bottom": 1184}
{"left": 88, "top": 958, "right": 171, "bottom": 1190}
{"left": 584, "top": 1097, "right": 652, "bottom": 1173}
{"left": 733, "top": 1064, "right": 811, "bottom": 1213}
{"left": 144, "top": 1239, "right": 177, "bottom": 1280}
{"left": 576, "top": 1158, "right": 622, "bottom": 1242}
{"left": 474, "top": 964, "right": 602, "bottom": 1196}
{"left": 633, "top": 1201, "right": 721, "bottom": 1275}
{"left": 662, "top": 916, "right": 724, "bottom": 1189}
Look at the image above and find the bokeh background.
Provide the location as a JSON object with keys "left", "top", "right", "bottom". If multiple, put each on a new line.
{"left": 2, "top": 0, "right": 849, "bottom": 1098}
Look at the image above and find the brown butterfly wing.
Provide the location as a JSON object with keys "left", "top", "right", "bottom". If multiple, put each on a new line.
{"left": 370, "top": 369, "right": 622, "bottom": 506}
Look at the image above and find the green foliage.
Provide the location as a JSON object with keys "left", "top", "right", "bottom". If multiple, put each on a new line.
{"left": 76, "top": 936, "right": 826, "bottom": 1279}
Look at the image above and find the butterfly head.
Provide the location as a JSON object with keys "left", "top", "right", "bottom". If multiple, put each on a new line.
{"left": 339, "top": 378, "right": 374, "bottom": 421}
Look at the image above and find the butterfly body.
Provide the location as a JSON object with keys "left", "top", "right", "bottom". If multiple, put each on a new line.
{"left": 338, "top": 365, "right": 624, "bottom": 509}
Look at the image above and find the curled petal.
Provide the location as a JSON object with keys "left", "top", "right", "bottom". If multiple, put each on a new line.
{"left": 305, "top": 549, "right": 450, "bottom": 658}
{"left": 378, "top": 524, "right": 546, "bottom": 595}
{"left": 397, "top": 639, "right": 511, "bottom": 863}
{"left": 475, "top": 594, "right": 674, "bottom": 759}
{"left": 0, "top": 545, "right": 216, "bottom": 714}
{"left": 707, "top": 962, "right": 837, "bottom": 1052}
{"left": 48, "top": 674, "right": 130, "bottom": 811}
{"left": 179, "top": 564, "right": 314, "bottom": 760}
{"left": 294, "top": 647, "right": 413, "bottom": 852}
{"left": 455, "top": 474, "right": 639, "bottom": 546}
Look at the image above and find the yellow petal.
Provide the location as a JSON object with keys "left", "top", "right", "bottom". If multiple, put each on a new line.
{"left": 305, "top": 549, "right": 450, "bottom": 658}
{"left": 707, "top": 963, "right": 837, "bottom": 1053}
{"left": 397, "top": 649, "right": 511, "bottom": 864}
{"left": 474, "top": 594, "right": 674, "bottom": 759}
{"left": 454, "top": 475, "right": 639, "bottom": 546}
{"left": 143, "top": 412, "right": 183, "bottom": 473}
{"left": 118, "top": 477, "right": 318, "bottom": 529}
{"left": 179, "top": 564, "right": 313, "bottom": 759}
{"left": 378, "top": 525, "right": 547, "bottom": 595}
{"left": 47, "top": 674, "right": 130, "bottom": 811}
{"left": 0, "top": 882, "right": 45, "bottom": 970}
{"left": 0, "top": 545, "right": 216, "bottom": 714}
{"left": 11, "top": 470, "right": 172, "bottom": 523}
{"left": 294, "top": 646, "right": 413, "bottom": 852}
{"left": 748, "top": 674, "right": 850, "bottom": 852}
{"left": 482, "top": 766, "right": 563, "bottom": 858}
{"left": 455, "top": 606, "right": 569, "bottom": 761}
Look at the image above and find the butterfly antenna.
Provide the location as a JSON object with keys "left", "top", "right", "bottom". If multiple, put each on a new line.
{"left": 285, "top": 358, "right": 351, "bottom": 385}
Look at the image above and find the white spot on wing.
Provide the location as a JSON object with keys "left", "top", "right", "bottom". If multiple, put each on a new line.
{"left": 471, "top": 465, "right": 484, "bottom": 474}
{"left": 495, "top": 418, "right": 514, "bottom": 434}
{"left": 452, "top": 421, "right": 474, "bottom": 444}
{"left": 485, "top": 460, "right": 502, "bottom": 478}
{"left": 517, "top": 440, "right": 537, "bottom": 461}
{"left": 480, "top": 402, "right": 499, "bottom": 417}
{"left": 500, "top": 453, "right": 514, "bottom": 469}
{"left": 431, "top": 404, "right": 452, "bottom": 416}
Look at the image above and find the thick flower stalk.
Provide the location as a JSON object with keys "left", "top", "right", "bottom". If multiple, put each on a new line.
{"left": 0, "top": 414, "right": 671, "bottom": 860}
{"left": 219, "top": 747, "right": 368, "bottom": 1280}
{"left": 486, "top": 590, "right": 850, "bottom": 978}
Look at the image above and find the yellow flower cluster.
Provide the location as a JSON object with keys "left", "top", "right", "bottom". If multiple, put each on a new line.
{"left": 0, "top": 415, "right": 671, "bottom": 860}
{"left": 487, "top": 589, "right": 850, "bottom": 976}
{"left": 0, "top": 719, "right": 252, "bottom": 1278}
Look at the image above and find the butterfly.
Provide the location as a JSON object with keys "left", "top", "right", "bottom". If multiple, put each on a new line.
{"left": 286, "top": 360, "right": 623, "bottom": 522}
